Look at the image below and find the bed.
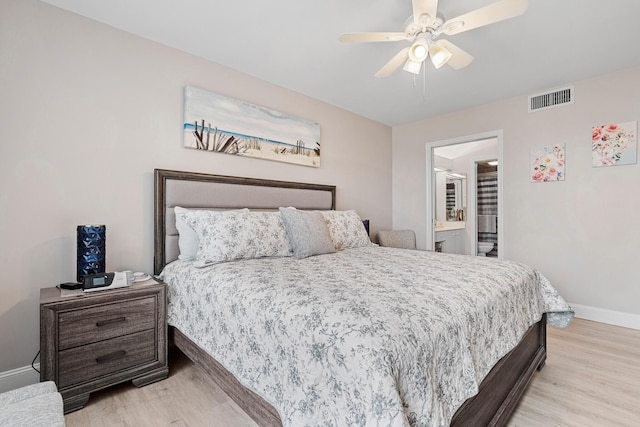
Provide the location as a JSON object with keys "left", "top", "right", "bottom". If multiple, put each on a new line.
{"left": 153, "top": 168, "right": 573, "bottom": 427}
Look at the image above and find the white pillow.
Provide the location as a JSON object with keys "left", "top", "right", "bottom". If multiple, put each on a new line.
{"left": 319, "top": 210, "right": 374, "bottom": 250}
{"left": 180, "top": 208, "right": 291, "bottom": 264}
{"left": 174, "top": 206, "right": 199, "bottom": 260}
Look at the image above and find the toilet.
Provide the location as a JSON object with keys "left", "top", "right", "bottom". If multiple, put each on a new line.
{"left": 477, "top": 242, "right": 494, "bottom": 256}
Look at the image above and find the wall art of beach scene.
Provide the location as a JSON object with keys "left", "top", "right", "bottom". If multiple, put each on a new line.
{"left": 183, "top": 86, "right": 321, "bottom": 167}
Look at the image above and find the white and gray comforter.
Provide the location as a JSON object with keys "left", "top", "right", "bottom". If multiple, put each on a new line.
{"left": 161, "top": 246, "right": 573, "bottom": 427}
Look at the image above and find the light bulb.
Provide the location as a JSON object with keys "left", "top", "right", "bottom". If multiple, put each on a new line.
{"left": 412, "top": 45, "right": 428, "bottom": 61}
{"left": 408, "top": 38, "right": 430, "bottom": 63}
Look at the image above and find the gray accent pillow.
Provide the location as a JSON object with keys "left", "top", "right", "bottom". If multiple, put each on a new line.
{"left": 279, "top": 207, "right": 336, "bottom": 259}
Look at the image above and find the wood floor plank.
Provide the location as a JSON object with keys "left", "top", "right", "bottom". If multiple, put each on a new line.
{"left": 65, "top": 346, "right": 258, "bottom": 427}
{"left": 66, "top": 318, "right": 640, "bottom": 426}
{"left": 508, "top": 318, "right": 640, "bottom": 427}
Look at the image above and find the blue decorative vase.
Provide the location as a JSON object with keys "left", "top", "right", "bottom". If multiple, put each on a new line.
{"left": 77, "top": 225, "right": 106, "bottom": 282}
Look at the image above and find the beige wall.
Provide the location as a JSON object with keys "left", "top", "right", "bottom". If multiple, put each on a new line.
{"left": 0, "top": 0, "right": 392, "bottom": 372}
{"left": 393, "top": 66, "right": 640, "bottom": 318}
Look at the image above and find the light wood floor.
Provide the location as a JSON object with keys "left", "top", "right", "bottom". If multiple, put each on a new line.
{"left": 65, "top": 318, "right": 640, "bottom": 426}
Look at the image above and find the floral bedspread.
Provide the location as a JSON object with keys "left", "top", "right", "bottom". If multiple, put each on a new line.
{"left": 161, "top": 247, "right": 573, "bottom": 427}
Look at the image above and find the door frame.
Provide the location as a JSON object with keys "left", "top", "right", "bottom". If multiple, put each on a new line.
{"left": 425, "top": 130, "right": 504, "bottom": 258}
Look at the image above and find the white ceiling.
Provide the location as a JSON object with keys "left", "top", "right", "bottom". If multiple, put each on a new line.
{"left": 40, "top": 0, "right": 640, "bottom": 126}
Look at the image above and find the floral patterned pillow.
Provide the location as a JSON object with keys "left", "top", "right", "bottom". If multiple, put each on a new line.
{"left": 247, "top": 210, "right": 293, "bottom": 257}
{"left": 319, "top": 210, "right": 374, "bottom": 250}
{"left": 179, "top": 208, "right": 291, "bottom": 264}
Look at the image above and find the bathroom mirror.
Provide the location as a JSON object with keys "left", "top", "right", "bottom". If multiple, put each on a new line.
{"left": 435, "top": 170, "right": 467, "bottom": 222}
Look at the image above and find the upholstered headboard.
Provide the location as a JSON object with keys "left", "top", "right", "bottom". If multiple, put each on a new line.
{"left": 154, "top": 169, "right": 336, "bottom": 275}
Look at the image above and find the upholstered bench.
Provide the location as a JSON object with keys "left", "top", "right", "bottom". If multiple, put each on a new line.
{"left": 0, "top": 381, "right": 65, "bottom": 427}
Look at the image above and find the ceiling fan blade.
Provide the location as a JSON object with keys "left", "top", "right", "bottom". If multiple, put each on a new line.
{"left": 438, "top": 40, "right": 474, "bottom": 70}
{"left": 375, "top": 47, "right": 410, "bottom": 78}
{"left": 442, "top": 0, "right": 528, "bottom": 35}
{"left": 412, "top": 0, "right": 439, "bottom": 27}
{"left": 339, "top": 33, "right": 409, "bottom": 43}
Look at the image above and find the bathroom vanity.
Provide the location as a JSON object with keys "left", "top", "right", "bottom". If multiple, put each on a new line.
{"left": 435, "top": 222, "right": 466, "bottom": 255}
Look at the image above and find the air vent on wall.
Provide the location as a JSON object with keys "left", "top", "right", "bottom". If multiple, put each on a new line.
{"left": 528, "top": 86, "right": 574, "bottom": 112}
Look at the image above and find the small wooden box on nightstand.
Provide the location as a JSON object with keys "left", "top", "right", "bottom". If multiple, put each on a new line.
{"left": 40, "top": 280, "right": 168, "bottom": 414}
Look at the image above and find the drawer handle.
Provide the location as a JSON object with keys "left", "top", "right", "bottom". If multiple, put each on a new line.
{"left": 96, "top": 317, "right": 126, "bottom": 327}
{"left": 96, "top": 350, "right": 127, "bottom": 364}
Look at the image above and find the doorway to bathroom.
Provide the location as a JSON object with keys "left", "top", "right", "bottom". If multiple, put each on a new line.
{"left": 474, "top": 159, "right": 499, "bottom": 257}
{"left": 425, "top": 130, "right": 503, "bottom": 258}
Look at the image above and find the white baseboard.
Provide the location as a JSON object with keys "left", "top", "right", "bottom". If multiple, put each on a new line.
{"left": 570, "top": 303, "right": 640, "bottom": 331}
{"left": 0, "top": 363, "right": 40, "bottom": 394}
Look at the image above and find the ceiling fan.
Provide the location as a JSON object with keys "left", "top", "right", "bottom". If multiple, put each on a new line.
{"left": 339, "top": 0, "right": 528, "bottom": 78}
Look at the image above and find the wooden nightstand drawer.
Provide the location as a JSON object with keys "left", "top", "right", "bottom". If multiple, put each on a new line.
{"left": 58, "top": 329, "right": 156, "bottom": 388}
{"left": 58, "top": 296, "right": 156, "bottom": 350}
{"left": 41, "top": 282, "right": 168, "bottom": 413}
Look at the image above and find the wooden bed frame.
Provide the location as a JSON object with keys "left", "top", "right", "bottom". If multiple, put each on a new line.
{"left": 154, "top": 168, "right": 547, "bottom": 427}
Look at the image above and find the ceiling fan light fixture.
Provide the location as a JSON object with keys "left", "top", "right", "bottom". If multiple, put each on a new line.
{"left": 342, "top": 0, "right": 530, "bottom": 78}
{"left": 429, "top": 42, "right": 453, "bottom": 69}
{"left": 408, "top": 38, "right": 429, "bottom": 62}
{"left": 403, "top": 58, "right": 422, "bottom": 75}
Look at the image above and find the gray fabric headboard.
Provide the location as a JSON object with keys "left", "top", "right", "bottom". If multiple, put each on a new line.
{"left": 154, "top": 169, "right": 336, "bottom": 274}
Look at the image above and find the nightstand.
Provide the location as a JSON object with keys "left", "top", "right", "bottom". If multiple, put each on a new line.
{"left": 40, "top": 280, "right": 168, "bottom": 413}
